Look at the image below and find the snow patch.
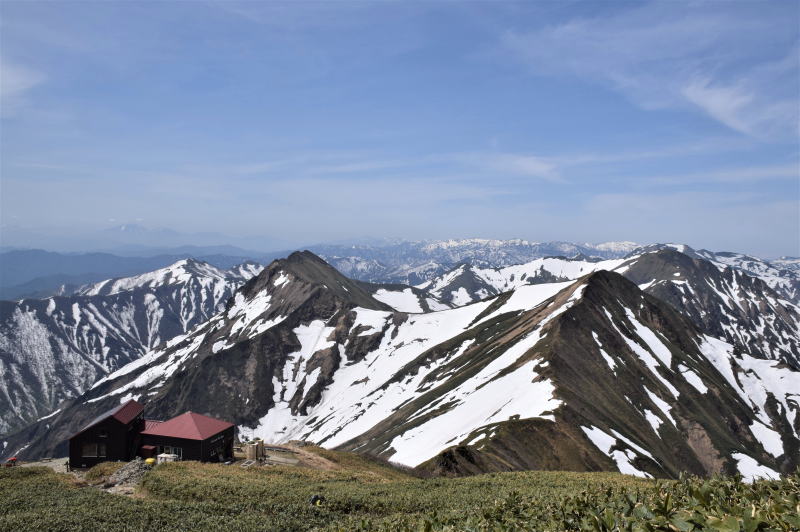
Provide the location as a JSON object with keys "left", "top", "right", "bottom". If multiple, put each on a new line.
{"left": 731, "top": 453, "right": 780, "bottom": 482}
{"left": 644, "top": 409, "right": 662, "bottom": 433}
{"left": 592, "top": 332, "right": 616, "bottom": 371}
{"left": 644, "top": 387, "right": 675, "bottom": 426}
{"left": 749, "top": 421, "right": 784, "bottom": 458}
{"left": 273, "top": 272, "right": 290, "bottom": 287}
{"left": 373, "top": 288, "right": 424, "bottom": 313}
{"left": 390, "top": 359, "right": 559, "bottom": 466}
{"left": 450, "top": 287, "right": 473, "bottom": 306}
{"left": 352, "top": 308, "right": 391, "bottom": 336}
{"left": 581, "top": 426, "right": 653, "bottom": 478}
{"left": 36, "top": 408, "right": 61, "bottom": 422}
{"left": 678, "top": 364, "right": 708, "bottom": 394}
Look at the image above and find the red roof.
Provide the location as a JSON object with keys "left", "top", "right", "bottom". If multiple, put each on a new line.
{"left": 139, "top": 412, "right": 234, "bottom": 440}
{"left": 144, "top": 419, "right": 163, "bottom": 431}
{"left": 112, "top": 400, "right": 144, "bottom": 424}
{"left": 77, "top": 399, "right": 144, "bottom": 434}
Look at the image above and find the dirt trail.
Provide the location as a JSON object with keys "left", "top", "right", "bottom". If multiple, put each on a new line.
{"left": 16, "top": 457, "right": 70, "bottom": 473}
{"left": 282, "top": 444, "right": 338, "bottom": 470}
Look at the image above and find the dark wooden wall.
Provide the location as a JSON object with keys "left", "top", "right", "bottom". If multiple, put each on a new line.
{"left": 200, "top": 426, "right": 235, "bottom": 462}
{"left": 68, "top": 416, "right": 141, "bottom": 468}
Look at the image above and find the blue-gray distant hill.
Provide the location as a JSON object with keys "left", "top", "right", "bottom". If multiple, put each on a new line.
{"left": 0, "top": 249, "right": 284, "bottom": 300}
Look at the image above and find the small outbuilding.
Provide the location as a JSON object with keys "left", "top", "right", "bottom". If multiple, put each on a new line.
{"left": 68, "top": 400, "right": 144, "bottom": 468}
{"left": 139, "top": 412, "right": 235, "bottom": 462}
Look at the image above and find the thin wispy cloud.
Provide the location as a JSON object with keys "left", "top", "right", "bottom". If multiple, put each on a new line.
{"left": 0, "top": 59, "right": 45, "bottom": 115}
{"left": 10, "top": 142, "right": 797, "bottom": 188}
{"left": 644, "top": 164, "right": 799, "bottom": 185}
{"left": 500, "top": 3, "right": 798, "bottom": 139}
{"left": 547, "top": 138, "right": 754, "bottom": 168}
{"left": 481, "top": 153, "right": 561, "bottom": 182}
{"left": 681, "top": 79, "right": 755, "bottom": 136}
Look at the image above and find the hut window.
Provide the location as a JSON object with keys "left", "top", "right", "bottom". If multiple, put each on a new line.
{"left": 82, "top": 443, "right": 98, "bottom": 457}
{"left": 98, "top": 430, "right": 108, "bottom": 438}
{"left": 82, "top": 442, "right": 108, "bottom": 457}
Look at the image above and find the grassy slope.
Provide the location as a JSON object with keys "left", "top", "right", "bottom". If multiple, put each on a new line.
{"left": 83, "top": 461, "right": 126, "bottom": 484}
{"left": 1, "top": 450, "right": 797, "bottom": 532}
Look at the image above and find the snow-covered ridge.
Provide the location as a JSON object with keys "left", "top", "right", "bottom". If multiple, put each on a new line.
{"left": 697, "top": 251, "right": 800, "bottom": 303}
{"left": 313, "top": 239, "right": 643, "bottom": 285}
{"left": 420, "top": 238, "right": 640, "bottom": 253}
{"left": 419, "top": 256, "right": 629, "bottom": 306}
{"left": 75, "top": 259, "right": 262, "bottom": 297}
{"left": 421, "top": 238, "right": 540, "bottom": 251}
{"left": 320, "top": 241, "right": 797, "bottom": 306}
{"left": 588, "top": 241, "right": 640, "bottom": 253}
{"left": 229, "top": 261, "right": 265, "bottom": 280}
{"left": 773, "top": 257, "right": 800, "bottom": 270}
{"left": 630, "top": 244, "right": 800, "bottom": 303}
{"left": 421, "top": 247, "right": 800, "bottom": 369}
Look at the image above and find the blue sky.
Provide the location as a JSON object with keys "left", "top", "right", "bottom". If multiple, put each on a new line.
{"left": 1, "top": 1, "right": 798, "bottom": 256}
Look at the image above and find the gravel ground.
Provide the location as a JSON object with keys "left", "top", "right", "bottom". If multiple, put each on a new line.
{"left": 106, "top": 457, "right": 150, "bottom": 487}
{"left": 16, "top": 457, "right": 70, "bottom": 473}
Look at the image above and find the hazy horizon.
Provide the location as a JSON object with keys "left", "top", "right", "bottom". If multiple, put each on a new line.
{"left": 0, "top": 222, "right": 796, "bottom": 261}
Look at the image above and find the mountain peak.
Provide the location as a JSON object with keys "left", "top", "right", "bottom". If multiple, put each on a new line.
{"left": 73, "top": 258, "right": 229, "bottom": 296}
{"left": 578, "top": 268, "right": 648, "bottom": 304}
{"left": 622, "top": 247, "right": 800, "bottom": 368}
{"left": 284, "top": 250, "right": 334, "bottom": 270}
{"left": 239, "top": 251, "right": 393, "bottom": 313}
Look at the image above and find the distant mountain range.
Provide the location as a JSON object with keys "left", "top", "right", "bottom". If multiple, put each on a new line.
{"left": 314, "top": 239, "right": 642, "bottom": 285}
{"left": 0, "top": 239, "right": 640, "bottom": 300}
{"left": 3, "top": 246, "right": 797, "bottom": 482}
